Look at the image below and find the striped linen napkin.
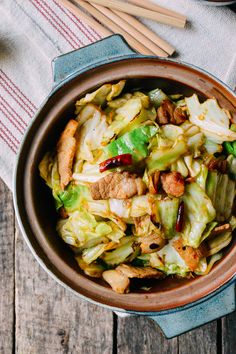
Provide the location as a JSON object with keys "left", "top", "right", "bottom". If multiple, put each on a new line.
{"left": 0, "top": 0, "right": 236, "bottom": 189}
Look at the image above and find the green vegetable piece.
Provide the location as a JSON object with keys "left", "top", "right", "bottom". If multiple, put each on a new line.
{"left": 38, "top": 154, "right": 63, "bottom": 210}
{"left": 214, "top": 174, "right": 228, "bottom": 221}
{"left": 132, "top": 254, "right": 150, "bottom": 267}
{"left": 182, "top": 183, "right": 216, "bottom": 248}
{"left": 224, "top": 141, "right": 235, "bottom": 156}
{"left": 230, "top": 123, "right": 236, "bottom": 132}
{"left": 82, "top": 244, "right": 107, "bottom": 265}
{"left": 206, "top": 171, "right": 219, "bottom": 204}
{"left": 224, "top": 179, "right": 235, "bottom": 219}
{"left": 105, "top": 125, "right": 158, "bottom": 161}
{"left": 196, "top": 164, "right": 208, "bottom": 191}
{"left": 169, "top": 94, "right": 183, "bottom": 101}
{"left": 157, "top": 198, "right": 179, "bottom": 239}
{"left": 103, "top": 239, "right": 134, "bottom": 266}
{"left": 75, "top": 80, "right": 126, "bottom": 113}
{"left": 229, "top": 215, "right": 236, "bottom": 231}
{"left": 147, "top": 137, "right": 187, "bottom": 173}
{"left": 227, "top": 154, "right": 236, "bottom": 180}
{"left": 204, "top": 139, "right": 223, "bottom": 155}
{"left": 148, "top": 88, "right": 168, "bottom": 108}
{"left": 76, "top": 257, "right": 105, "bottom": 278}
{"left": 200, "top": 221, "right": 218, "bottom": 243}
{"left": 57, "top": 209, "right": 125, "bottom": 248}
{"left": 233, "top": 141, "right": 236, "bottom": 153}
{"left": 39, "top": 151, "right": 54, "bottom": 188}
{"left": 207, "top": 231, "right": 232, "bottom": 256}
{"left": 118, "top": 107, "right": 156, "bottom": 137}
{"left": 59, "top": 184, "right": 90, "bottom": 213}
{"left": 206, "top": 171, "right": 235, "bottom": 221}
{"left": 222, "top": 122, "right": 236, "bottom": 156}
{"left": 186, "top": 94, "right": 236, "bottom": 144}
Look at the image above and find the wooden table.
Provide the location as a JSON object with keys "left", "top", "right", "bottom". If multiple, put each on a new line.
{"left": 0, "top": 177, "right": 235, "bottom": 353}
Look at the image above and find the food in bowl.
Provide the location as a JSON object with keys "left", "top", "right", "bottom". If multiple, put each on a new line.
{"left": 39, "top": 80, "right": 236, "bottom": 294}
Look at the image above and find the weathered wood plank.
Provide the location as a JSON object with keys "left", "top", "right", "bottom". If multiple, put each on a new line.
{"left": 222, "top": 314, "right": 236, "bottom": 354}
{"left": 15, "top": 226, "right": 114, "bottom": 354}
{"left": 116, "top": 315, "right": 178, "bottom": 354}
{"left": 0, "top": 179, "right": 15, "bottom": 354}
{"left": 178, "top": 321, "right": 218, "bottom": 354}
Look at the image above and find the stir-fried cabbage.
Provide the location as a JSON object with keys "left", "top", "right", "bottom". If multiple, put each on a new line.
{"left": 39, "top": 82, "right": 236, "bottom": 294}
{"left": 57, "top": 210, "right": 124, "bottom": 249}
{"left": 39, "top": 151, "right": 54, "bottom": 188}
{"left": 155, "top": 239, "right": 190, "bottom": 276}
{"left": 76, "top": 104, "right": 114, "bottom": 162}
{"left": 157, "top": 197, "right": 179, "bottom": 239}
{"left": 186, "top": 94, "right": 236, "bottom": 143}
{"left": 105, "top": 125, "right": 158, "bottom": 161}
{"left": 59, "top": 184, "right": 89, "bottom": 213}
{"left": 103, "top": 237, "right": 137, "bottom": 266}
{"left": 148, "top": 88, "right": 168, "bottom": 108}
{"left": 147, "top": 136, "right": 187, "bottom": 173}
{"left": 206, "top": 171, "right": 236, "bottom": 221}
{"left": 39, "top": 153, "right": 63, "bottom": 210}
{"left": 73, "top": 162, "right": 111, "bottom": 184}
{"left": 75, "top": 80, "right": 126, "bottom": 113}
{"left": 108, "top": 97, "right": 143, "bottom": 135}
{"left": 182, "top": 183, "right": 216, "bottom": 248}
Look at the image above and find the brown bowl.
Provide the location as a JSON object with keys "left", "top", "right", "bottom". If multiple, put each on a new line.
{"left": 14, "top": 36, "right": 236, "bottom": 317}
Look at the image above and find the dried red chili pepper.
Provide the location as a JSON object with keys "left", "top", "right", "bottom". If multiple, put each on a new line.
{"left": 99, "top": 154, "right": 133, "bottom": 173}
{"left": 176, "top": 201, "right": 184, "bottom": 232}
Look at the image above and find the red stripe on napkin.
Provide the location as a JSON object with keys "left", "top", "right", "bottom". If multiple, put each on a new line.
{"left": 0, "top": 71, "right": 37, "bottom": 111}
{"left": 0, "top": 129, "right": 17, "bottom": 154}
{"left": 0, "top": 124, "right": 19, "bottom": 153}
{"left": 0, "top": 78, "right": 34, "bottom": 118}
{"left": 0, "top": 96, "right": 28, "bottom": 130}
{"left": 0, "top": 106, "right": 25, "bottom": 136}
{"left": 31, "top": 0, "right": 81, "bottom": 49}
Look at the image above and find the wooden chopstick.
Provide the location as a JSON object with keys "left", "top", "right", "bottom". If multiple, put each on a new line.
{"left": 73, "top": 0, "right": 155, "bottom": 55}
{"left": 92, "top": 4, "right": 168, "bottom": 57}
{"left": 59, "top": 0, "right": 112, "bottom": 37}
{"left": 85, "top": 0, "right": 185, "bottom": 28}
{"left": 59, "top": 0, "right": 175, "bottom": 57}
{"left": 112, "top": 9, "right": 175, "bottom": 56}
{"left": 127, "top": 0, "right": 186, "bottom": 22}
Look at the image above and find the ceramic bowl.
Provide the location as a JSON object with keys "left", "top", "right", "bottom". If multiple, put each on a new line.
{"left": 13, "top": 35, "right": 236, "bottom": 338}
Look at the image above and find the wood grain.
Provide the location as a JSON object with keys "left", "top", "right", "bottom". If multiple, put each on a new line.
{"left": 127, "top": 0, "right": 186, "bottom": 21}
{"left": 0, "top": 180, "right": 15, "bottom": 354}
{"left": 222, "top": 314, "right": 236, "bottom": 354}
{"left": 59, "top": 0, "right": 112, "bottom": 37}
{"left": 0, "top": 177, "right": 236, "bottom": 353}
{"left": 112, "top": 9, "right": 175, "bottom": 55}
{"left": 178, "top": 322, "right": 218, "bottom": 354}
{"left": 75, "top": 0, "right": 154, "bottom": 55}
{"left": 86, "top": 0, "right": 185, "bottom": 27}
{"left": 116, "top": 315, "right": 178, "bottom": 353}
{"left": 15, "top": 226, "right": 113, "bottom": 354}
{"left": 92, "top": 4, "right": 169, "bottom": 57}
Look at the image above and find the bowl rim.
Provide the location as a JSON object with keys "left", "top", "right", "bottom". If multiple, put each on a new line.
{"left": 13, "top": 55, "right": 236, "bottom": 313}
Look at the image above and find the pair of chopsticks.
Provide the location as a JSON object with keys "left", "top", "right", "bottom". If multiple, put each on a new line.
{"left": 59, "top": 0, "right": 187, "bottom": 57}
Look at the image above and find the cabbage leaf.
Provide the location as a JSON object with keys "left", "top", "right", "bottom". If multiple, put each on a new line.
{"left": 186, "top": 94, "right": 236, "bottom": 143}
{"left": 57, "top": 210, "right": 124, "bottom": 248}
{"left": 182, "top": 182, "right": 216, "bottom": 248}
{"left": 75, "top": 80, "right": 126, "bottom": 113}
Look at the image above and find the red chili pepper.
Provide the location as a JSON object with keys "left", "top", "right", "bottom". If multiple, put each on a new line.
{"left": 99, "top": 154, "right": 133, "bottom": 173}
{"left": 176, "top": 201, "right": 184, "bottom": 232}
